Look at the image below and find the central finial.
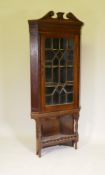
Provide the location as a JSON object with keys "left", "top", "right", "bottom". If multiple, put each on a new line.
{"left": 56, "top": 12, "right": 64, "bottom": 19}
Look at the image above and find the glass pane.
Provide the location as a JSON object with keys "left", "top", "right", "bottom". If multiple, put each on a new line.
{"left": 46, "top": 87, "right": 54, "bottom": 94}
{"left": 53, "top": 91, "right": 59, "bottom": 104}
{"left": 46, "top": 60, "right": 52, "bottom": 66}
{"left": 60, "top": 67, "right": 66, "bottom": 83}
{"left": 45, "top": 39, "right": 52, "bottom": 49}
{"left": 65, "top": 85, "right": 73, "bottom": 92}
{"left": 67, "top": 50, "right": 74, "bottom": 65}
{"left": 67, "top": 67, "right": 73, "bottom": 81}
{"left": 57, "top": 86, "right": 62, "bottom": 92}
{"left": 62, "top": 51, "right": 73, "bottom": 65}
{"left": 60, "top": 38, "right": 67, "bottom": 49}
{"left": 68, "top": 38, "right": 74, "bottom": 49}
{"left": 53, "top": 39, "right": 59, "bottom": 49}
{"left": 60, "top": 91, "right": 66, "bottom": 104}
{"left": 45, "top": 50, "right": 54, "bottom": 61}
{"left": 53, "top": 50, "right": 59, "bottom": 58}
{"left": 53, "top": 67, "right": 58, "bottom": 82}
{"left": 67, "top": 93, "right": 73, "bottom": 103}
{"left": 60, "top": 58, "right": 66, "bottom": 65}
{"left": 45, "top": 68, "right": 52, "bottom": 82}
{"left": 46, "top": 96, "right": 52, "bottom": 105}
{"left": 53, "top": 58, "right": 59, "bottom": 65}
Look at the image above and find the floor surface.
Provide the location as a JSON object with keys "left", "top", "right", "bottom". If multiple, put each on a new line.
{"left": 0, "top": 137, "right": 105, "bottom": 175}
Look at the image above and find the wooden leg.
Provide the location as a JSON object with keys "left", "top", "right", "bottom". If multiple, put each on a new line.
{"left": 71, "top": 141, "right": 74, "bottom": 147}
{"left": 73, "top": 115, "right": 79, "bottom": 150}
{"left": 36, "top": 145, "right": 41, "bottom": 157}
{"left": 75, "top": 118, "right": 78, "bottom": 149}
{"left": 35, "top": 119, "right": 42, "bottom": 157}
{"left": 75, "top": 142, "right": 77, "bottom": 149}
{"left": 38, "top": 149, "right": 41, "bottom": 157}
{"left": 36, "top": 137, "right": 39, "bottom": 155}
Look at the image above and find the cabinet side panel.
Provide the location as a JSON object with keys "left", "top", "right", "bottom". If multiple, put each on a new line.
{"left": 73, "top": 34, "right": 80, "bottom": 109}
{"left": 29, "top": 30, "right": 40, "bottom": 112}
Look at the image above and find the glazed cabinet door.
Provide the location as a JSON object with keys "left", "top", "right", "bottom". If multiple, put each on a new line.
{"left": 40, "top": 34, "right": 79, "bottom": 112}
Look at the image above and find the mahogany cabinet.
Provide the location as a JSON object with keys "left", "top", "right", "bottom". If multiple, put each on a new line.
{"left": 28, "top": 11, "right": 83, "bottom": 157}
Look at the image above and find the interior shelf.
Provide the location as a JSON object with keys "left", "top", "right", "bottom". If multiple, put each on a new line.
{"left": 42, "top": 133, "right": 77, "bottom": 147}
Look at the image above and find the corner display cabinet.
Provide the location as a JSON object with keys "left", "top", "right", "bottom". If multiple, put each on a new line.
{"left": 28, "top": 11, "right": 83, "bottom": 157}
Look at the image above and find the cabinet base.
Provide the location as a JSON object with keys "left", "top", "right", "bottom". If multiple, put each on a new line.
{"left": 32, "top": 109, "right": 79, "bottom": 157}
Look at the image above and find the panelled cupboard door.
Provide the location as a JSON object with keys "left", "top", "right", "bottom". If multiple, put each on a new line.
{"left": 41, "top": 34, "right": 80, "bottom": 112}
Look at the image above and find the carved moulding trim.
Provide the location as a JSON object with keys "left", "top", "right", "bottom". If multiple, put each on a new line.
{"left": 40, "top": 11, "right": 83, "bottom": 25}
{"left": 31, "top": 109, "right": 80, "bottom": 119}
